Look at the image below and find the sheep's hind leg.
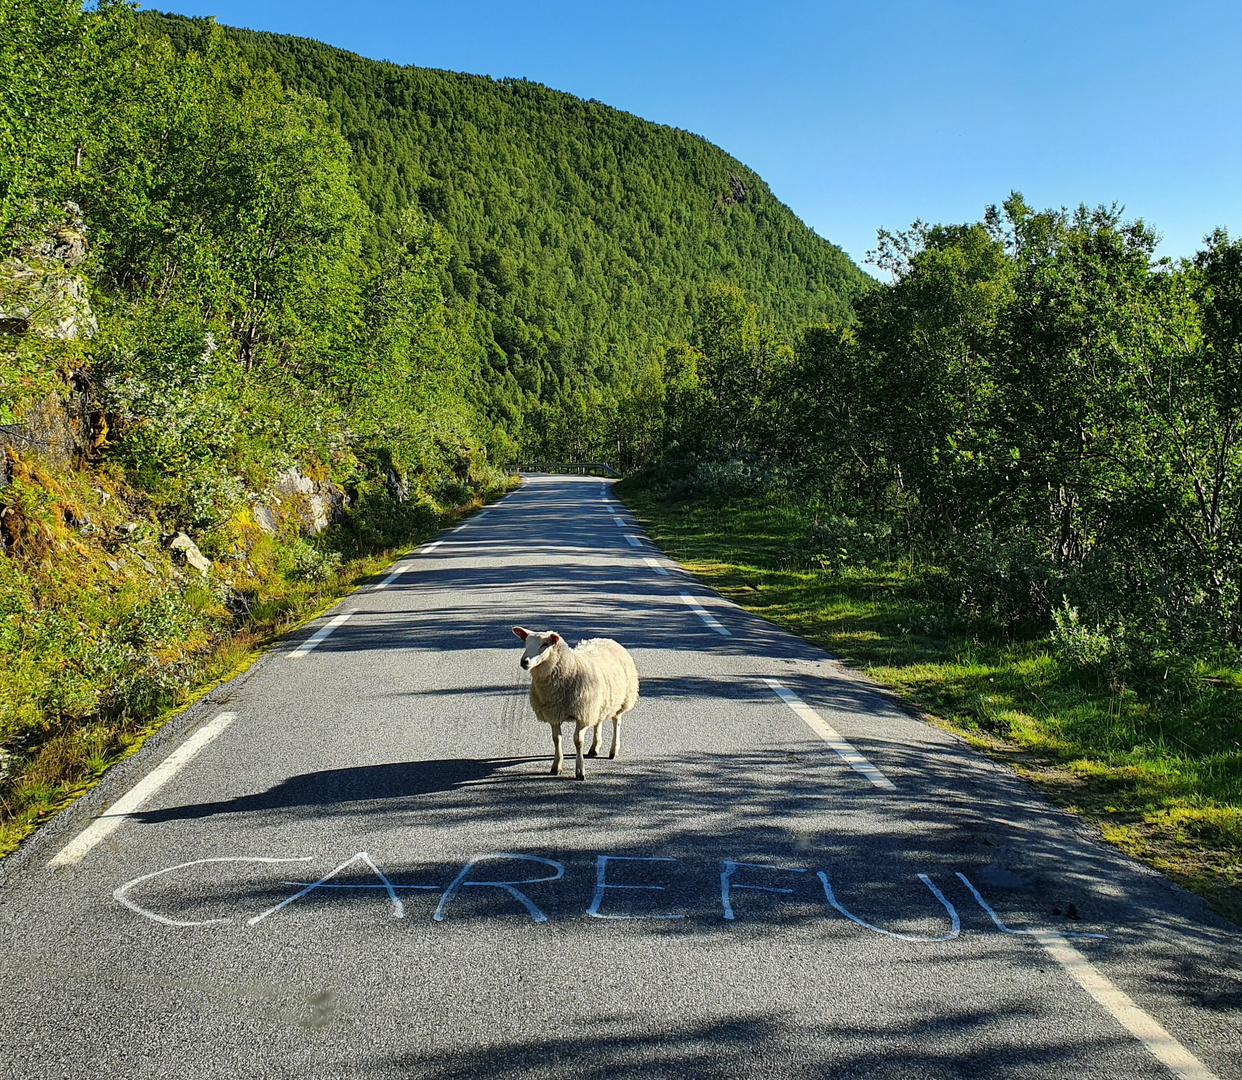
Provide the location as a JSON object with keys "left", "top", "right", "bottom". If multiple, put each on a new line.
{"left": 586, "top": 724, "right": 602, "bottom": 758}
{"left": 573, "top": 724, "right": 587, "bottom": 781}
{"left": 609, "top": 714, "right": 621, "bottom": 759}
{"left": 550, "top": 723, "right": 564, "bottom": 775}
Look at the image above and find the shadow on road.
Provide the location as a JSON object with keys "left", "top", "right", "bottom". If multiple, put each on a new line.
{"left": 131, "top": 757, "right": 542, "bottom": 822}
{"left": 361, "top": 1006, "right": 1141, "bottom": 1080}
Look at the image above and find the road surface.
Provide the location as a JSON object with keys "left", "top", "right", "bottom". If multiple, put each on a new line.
{"left": 1, "top": 474, "right": 1238, "bottom": 1079}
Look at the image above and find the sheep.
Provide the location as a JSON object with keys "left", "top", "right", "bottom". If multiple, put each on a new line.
{"left": 512, "top": 626, "right": 639, "bottom": 780}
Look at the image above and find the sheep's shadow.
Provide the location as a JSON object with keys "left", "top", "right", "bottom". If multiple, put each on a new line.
{"left": 130, "top": 757, "right": 541, "bottom": 823}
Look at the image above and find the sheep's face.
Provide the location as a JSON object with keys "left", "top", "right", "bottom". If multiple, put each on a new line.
{"left": 513, "top": 626, "right": 561, "bottom": 670}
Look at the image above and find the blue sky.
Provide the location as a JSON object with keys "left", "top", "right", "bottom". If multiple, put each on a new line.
{"left": 152, "top": 1, "right": 1240, "bottom": 270}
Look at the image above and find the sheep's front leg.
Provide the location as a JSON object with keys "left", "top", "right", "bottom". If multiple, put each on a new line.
{"left": 586, "top": 724, "right": 602, "bottom": 758}
{"left": 609, "top": 714, "right": 621, "bottom": 759}
{"left": 573, "top": 723, "right": 587, "bottom": 781}
{"left": 549, "top": 723, "right": 564, "bottom": 775}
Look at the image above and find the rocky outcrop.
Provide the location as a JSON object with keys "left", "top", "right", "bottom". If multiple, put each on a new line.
{"left": 247, "top": 467, "right": 350, "bottom": 538}
{"left": 715, "top": 175, "right": 749, "bottom": 210}
{"left": 386, "top": 466, "right": 409, "bottom": 503}
{"left": 271, "top": 467, "right": 349, "bottom": 536}
{"left": 0, "top": 203, "right": 97, "bottom": 340}
{"left": 170, "top": 532, "right": 211, "bottom": 576}
{"left": 0, "top": 206, "right": 99, "bottom": 489}
{"left": 251, "top": 502, "right": 280, "bottom": 535}
{"left": 0, "top": 386, "right": 91, "bottom": 469}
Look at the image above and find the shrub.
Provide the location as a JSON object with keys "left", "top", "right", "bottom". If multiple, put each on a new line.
{"left": 942, "top": 531, "right": 1057, "bottom": 631}
{"left": 802, "top": 513, "right": 894, "bottom": 571}
{"left": 1050, "top": 598, "right": 1126, "bottom": 675}
{"left": 284, "top": 538, "right": 344, "bottom": 583}
{"left": 669, "top": 457, "right": 786, "bottom": 502}
{"left": 429, "top": 477, "right": 470, "bottom": 507}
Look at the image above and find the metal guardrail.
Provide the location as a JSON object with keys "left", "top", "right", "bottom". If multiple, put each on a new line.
{"left": 516, "top": 461, "right": 621, "bottom": 478}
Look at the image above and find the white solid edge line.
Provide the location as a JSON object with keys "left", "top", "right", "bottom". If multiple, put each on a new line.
{"left": 1032, "top": 930, "right": 1220, "bottom": 1080}
{"left": 376, "top": 539, "right": 444, "bottom": 589}
{"left": 625, "top": 534, "right": 643, "bottom": 547}
{"left": 679, "top": 592, "right": 731, "bottom": 636}
{"left": 763, "top": 678, "right": 895, "bottom": 790}
{"left": 644, "top": 556, "right": 669, "bottom": 576}
{"left": 48, "top": 713, "right": 236, "bottom": 867}
{"left": 289, "top": 612, "right": 351, "bottom": 658}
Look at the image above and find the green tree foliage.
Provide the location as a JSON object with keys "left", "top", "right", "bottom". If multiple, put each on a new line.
{"left": 0, "top": 0, "right": 131, "bottom": 236}
{"left": 139, "top": 10, "right": 870, "bottom": 448}
{"left": 655, "top": 195, "right": 1242, "bottom": 656}
{"left": 1, "top": 0, "right": 518, "bottom": 552}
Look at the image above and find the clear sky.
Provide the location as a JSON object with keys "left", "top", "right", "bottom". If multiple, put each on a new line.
{"left": 150, "top": 1, "right": 1240, "bottom": 271}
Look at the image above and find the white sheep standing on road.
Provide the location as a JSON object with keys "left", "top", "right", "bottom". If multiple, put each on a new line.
{"left": 512, "top": 627, "right": 639, "bottom": 780}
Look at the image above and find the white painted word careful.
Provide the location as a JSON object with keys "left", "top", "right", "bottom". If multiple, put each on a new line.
{"left": 113, "top": 851, "right": 1106, "bottom": 942}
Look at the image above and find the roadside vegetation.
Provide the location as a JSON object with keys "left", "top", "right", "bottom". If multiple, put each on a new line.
{"left": 620, "top": 489, "right": 1242, "bottom": 924}
{"left": 0, "top": 484, "right": 512, "bottom": 859}
{"left": 0, "top": 0, "right": 519, "bottom": 854}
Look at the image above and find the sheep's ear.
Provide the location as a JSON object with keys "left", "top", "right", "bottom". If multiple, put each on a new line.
{"left": 547, "top": 632, "right": 561, "bottom": 645}
{"left": 512, "top": 626, "right": 529, "bottom": 641}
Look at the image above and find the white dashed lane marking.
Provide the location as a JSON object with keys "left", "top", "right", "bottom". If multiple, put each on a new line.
{"left": 644, "top": 556, "right": 669, "bottom": 576}
{"left": 624, "top": 534, "right": 643, "bottom": 547}
{"left": 680, "top": 592, "right": 730, "bottom": 635}
{"left": 612, "top": 516, "right": 626, "bottom": 527}
{"left": 375, "top": 564, "right": 410, "bottom": 590}
{"left": 289, "top": 612, "right": 352, "bottom": 658}
{"left": 763, "top": 678, "right": 895, "bottom": 789}
{"left": 375, "top": 539, "right": 444, "bottom": 590}
{"left": 48, "top": 713, "right": 236, "bottom": 867}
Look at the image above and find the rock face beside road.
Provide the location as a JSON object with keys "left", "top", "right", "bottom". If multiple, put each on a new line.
{"left": 0, "top": 202, "right": 97, "bottom": 341}
{"left": 247, "top": 467, "right": 349, "bottom": 538}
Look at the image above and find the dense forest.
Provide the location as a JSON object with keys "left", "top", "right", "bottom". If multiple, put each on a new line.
{"left": 144, "top": 10, "right": 869, "bottom": 460}
{"left": 641, "top": 200, "right": 1242, "bottom": 657}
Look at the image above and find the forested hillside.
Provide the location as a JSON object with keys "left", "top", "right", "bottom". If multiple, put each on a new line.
{"left": 143, "top": 11, "right": 870, "bottom": 452}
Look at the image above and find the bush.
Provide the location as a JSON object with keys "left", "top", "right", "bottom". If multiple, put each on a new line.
{"left": 942, "top": 531, "right": 1057, "bottom": 631}
{"left": 802, "top": 513, "right": 894, "bottom": 571}
{"left": 434, "top": 478, "right": 473, "bottom": 508}
{"left": 284, "top": 538, "right": 344, "bottom": 583}
{"left": 1050, "top": 598, "right": 1126, "bottom": 675}
{"left": 669, "top": 457, "right": 786, "bottom": 502}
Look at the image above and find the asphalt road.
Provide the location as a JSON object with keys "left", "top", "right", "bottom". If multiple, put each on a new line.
{"left": 1, "top": 474, "right": 1239, "bottom": 1080}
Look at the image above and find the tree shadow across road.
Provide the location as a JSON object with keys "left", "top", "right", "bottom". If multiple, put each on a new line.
{"left": 358, "top": 1003, "right": 1146, "bottom": 1080}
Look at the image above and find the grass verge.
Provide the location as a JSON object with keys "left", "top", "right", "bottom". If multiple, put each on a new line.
{"left": 620, "top": 485, "right": 1242, "bottom": 926}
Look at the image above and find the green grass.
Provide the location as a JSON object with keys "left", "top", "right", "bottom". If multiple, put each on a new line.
{"left": 620, "top": 485, "right": 1242, "bottom": 925}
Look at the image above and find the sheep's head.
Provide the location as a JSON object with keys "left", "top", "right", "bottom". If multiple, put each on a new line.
{"left": 513, "top": 626, "right": 561, "bottom": 670}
